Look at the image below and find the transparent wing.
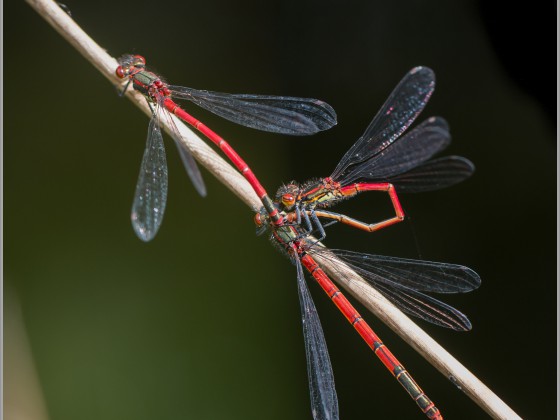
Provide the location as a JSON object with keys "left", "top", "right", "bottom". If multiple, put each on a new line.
{"left": 331, "top": 67, "right": 435, "bottom": 179}
{"left": 295, "top": 258, "right": 339, "bottom": 420}
{"left": 326, "top": 249, "right": 480, "bottom": 293}
{"left": 337, "top": 117, "right": 451, "bottom": 184}
{"left": 168, "top": 85, "right": 337, "bottom": 135}
{"left": 374, "top": 282, "right": 473, "bottom": 330}
{"left": 388, "top": 156, "right": 475, "bottom": 193}
{"left": 131, "top": 104, "right": 168, "bottom": 242}
{"left": 158, "top": 96, "right": 207, "bottom": 197}
{"left": 312, "top": 248, "right": 480, "bottom": 331}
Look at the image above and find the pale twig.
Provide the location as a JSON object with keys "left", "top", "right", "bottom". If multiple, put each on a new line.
{"left": 27, "top": 0, "right": 520, "bottom": 418}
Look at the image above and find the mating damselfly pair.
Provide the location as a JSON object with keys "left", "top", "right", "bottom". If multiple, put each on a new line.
{"left": 117, "top": 55, "right": 479, "bottom": 419}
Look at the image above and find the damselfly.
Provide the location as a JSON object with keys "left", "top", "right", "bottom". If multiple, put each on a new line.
{"left": 261, "top": 67, "right": 474, "bottom": 241}
{"left": 252, "top": 67, "right": 479, "bottom": 419}
{"left": 116, "top": 54, "right": 336, "bottom": 241}
{"left": 261, "top": 215, "right": 479, "bottom": 419}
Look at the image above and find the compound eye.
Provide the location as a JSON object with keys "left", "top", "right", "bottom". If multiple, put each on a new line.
{"left": 133, "top": 55, "right": 146, "bottom": 65}
{"left": 254, "top": 213, "right": 263, "bottom": 226}
{"left": 281, "top": 193, "right": 296, "bottom": 207}
{"left": 115, "top": 66, "right": 126, "bottom": 78}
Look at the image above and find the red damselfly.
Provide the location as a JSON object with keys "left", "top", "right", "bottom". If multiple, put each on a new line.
{"left": 265, "top": 67, "right": 474, "bottom": 241}
{"left": 251, "top": 67, "right": 480, "bottom": 419}
{"left": 116, "top": 54, "right": 337, "bottom": 241}
{"left": 262, "top": 218, "right": 479, "bottom": 420}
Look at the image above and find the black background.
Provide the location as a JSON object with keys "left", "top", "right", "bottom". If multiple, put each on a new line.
{"left": 5, "top": 1, "right": 556, "bottom": 419}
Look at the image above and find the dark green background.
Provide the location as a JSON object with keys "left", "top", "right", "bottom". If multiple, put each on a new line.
{"left": 5, "top": 1, "right": 556, "bottom": 419}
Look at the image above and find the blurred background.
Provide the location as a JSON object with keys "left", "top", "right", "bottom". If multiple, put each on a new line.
{"left": 5, "top": 1, "right": 556, "bottom": 419}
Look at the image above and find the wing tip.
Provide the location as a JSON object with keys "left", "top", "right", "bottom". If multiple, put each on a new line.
{"left": 410, "top": 66, "right": 436, "bottom": 82}
{"left": 132, "top": 223, "right": 156, "bottom": 242}
{"left": 131, "top": 213, "right": 161, "bottom": 242}
{"left": 310, "top": 100, "right": 338, "bottom": 133}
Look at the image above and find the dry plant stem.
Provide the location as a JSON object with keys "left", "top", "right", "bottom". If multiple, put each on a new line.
{"left": 27, "top": 0, "right": 520, "bottom": 419}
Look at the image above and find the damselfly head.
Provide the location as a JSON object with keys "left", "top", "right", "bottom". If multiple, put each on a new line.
{"left": 116, "top": 54, "right": 146, "bottom": 78}
{"left": 281, "top": 193, "right": 296, "bottom": 208}
{"left": 275, "top": 182, "right": 300, "bottom": 210}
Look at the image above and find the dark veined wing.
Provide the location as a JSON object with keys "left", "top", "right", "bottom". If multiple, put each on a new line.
{"left": 326, "top": 249, "right": 480, "bottom": 293}
{"left": 331, "top": 67, "right": 435, "bottom": 179}
{"left": 312, "top": 248, "right": 480, "bottom": 331}
{"left": 389, "top": 156, "right": 475, "bottom": 193}
{"left": 336, "top": 116, "right": 450, "bottom": 185}
{"left": 295, "top": 258, "right": 339, "bottom": 420}
{"left": 131, "top": 103, "right": 168, "bottom": 242}
{"left": 168, "top": 85, "right": 337, "bottom": 135}
{"left": 157, "top": 96, "right": 207, "bottom": 197}
{"left": 373, "top": 282, "right": 474, "bottom": 331}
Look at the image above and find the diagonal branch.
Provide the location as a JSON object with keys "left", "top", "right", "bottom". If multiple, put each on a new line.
{"left": 27, "top": 0, "right": 520, "bottom": 418}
